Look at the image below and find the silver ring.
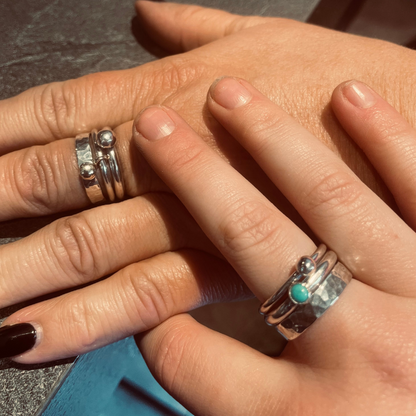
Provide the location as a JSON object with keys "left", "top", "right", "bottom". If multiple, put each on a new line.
{"left": 97, "top": 129, "right": 125, "bottom": 200}
{"left": 75, "top": 128, "right": 125, "bottom": 203}
{"left": 75, "top": 134, "right": 105, "bottom": 204}
{"left": 91, "top": 129, "right": 116, "bottom": 202}
{"left": 259, "top": 244, "right": 352, "bottom": 340}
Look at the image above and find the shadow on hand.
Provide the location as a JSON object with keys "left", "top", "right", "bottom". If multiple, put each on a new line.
{"left": 131, "top": 15, "right": 170, "bottom": 59}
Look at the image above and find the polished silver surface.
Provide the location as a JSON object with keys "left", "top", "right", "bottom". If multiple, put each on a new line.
{"left": 259, "top": 244, "right": 352, "bottom": 340}
{"left": 91, "top": 129, "right": 116, "bottom": 202}
{"left": 265, "top": 250, "right": 337, "bottom": 326}
{"left": 76, "top": 128, "right": 125, "bottom": 203}
{"left": 97, "top": 128, "right": 125, "bottom": 200}
{"left": 97, "top": 129, "right": 116, "bottom": 148}
{"left": 107, "top": 147, "right": 125, "bottom": 200}
{"left": 259, "top": 244, "right": 327, "bottom": 316}
{"left": 304, "top": 250, "right": 337, "bottom": 292}
{"left": 75, "top": 135, "right": 105, "bottom": 204}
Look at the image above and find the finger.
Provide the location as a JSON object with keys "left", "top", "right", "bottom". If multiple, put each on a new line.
{"left": 0, "top": 120, "right": 166, "bottom": 221}
{"left": 331, "top": 80, "right": 416, "bottom": 229}
{"left": 0, "top": 193, "right": 214, "bottom": 308}
{"left": 139, "top": 281, "right": 416, "bottom": 414}
{"left": 0, "top": 55, "right": 200, "bottom": 154}
{"left": 3, "top": 250, "right": 250, "bottom": 363}
{"left": 137, "top": 314, "right": 297, "bottom": 416}
{"left": 134, "top": 105, "right": 315, "bottom": 300}
{"left": 207, "top": 77, "right": 416, "bottom": 296}
{"left": 135, "top": 1, "right": 270, "bottom": 54}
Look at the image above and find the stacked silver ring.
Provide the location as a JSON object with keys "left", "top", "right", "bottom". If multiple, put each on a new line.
{"left": 75, "top": 128, "right": 125, "bottom": 203}
{"left": 259, "top": 244, "right": 352, "bottom": 340}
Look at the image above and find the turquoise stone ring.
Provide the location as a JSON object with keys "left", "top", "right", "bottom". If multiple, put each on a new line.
{"left": 289, "top": 284, "right": 309, "bottom": 303}
{"left": 259, "top": 244, "right": 352, "bottom": 340}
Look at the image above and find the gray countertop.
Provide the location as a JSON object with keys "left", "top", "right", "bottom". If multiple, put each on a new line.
{"left": 0, "top": 1, "right": 320, "bottom": 415}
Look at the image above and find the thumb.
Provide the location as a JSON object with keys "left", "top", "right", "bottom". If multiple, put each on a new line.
{"left": 135, "top": 1, "right": 270, "bottom": 54}
{"left": 136, "top": 314, "right": 297, "bottom": 415}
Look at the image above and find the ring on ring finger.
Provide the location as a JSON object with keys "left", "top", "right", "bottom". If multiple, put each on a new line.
{"left": 76, "top": 128, "right": 125, "bottom": 203}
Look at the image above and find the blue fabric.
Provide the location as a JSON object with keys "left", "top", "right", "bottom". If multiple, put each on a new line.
{"left": 41, "top": 337, "right": 192, "bottom": 416}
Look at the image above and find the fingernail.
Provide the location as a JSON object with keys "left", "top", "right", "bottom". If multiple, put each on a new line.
{"left": 0, "top": 323, "right": 37, "bottom": 359}
{"left": 135, "top": 107, "right": 175, "bottom": 141}
{"left": 343, "top": 81, "right": 377, "bottom": 108}
{"left": 210, "top": 77, "right": 252, "bottom": 109}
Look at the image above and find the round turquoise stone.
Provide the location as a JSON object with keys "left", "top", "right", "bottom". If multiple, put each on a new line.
{"left": 290, "top": 284, "right": 309, "bottom": 303}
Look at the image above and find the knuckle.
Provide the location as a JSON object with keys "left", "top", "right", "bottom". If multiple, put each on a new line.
{"left": 35, "top": 81, "right": 76, "bottom": 139}
{"left": 219, "top": 200, "right": 282, "bottom": 257}
{"left": 62, "top": 297, "right": 101, "bottom": 352}
{"left": 14, "top": 146, "right": 61, "bottom": 214}
{"left": 144, "top": 57, "right": 207, "bottom": 101}
{"left": 53, "top": 215, "right": 101, "bottom": 283}
{"left": 305, "top": 170, "right": 363, "bottom": 217}
{"left": 119, "top": 264, "right": 174, "bottom": 330}
{"left": 33, "top": 72, "right": 115, "bottom": 139}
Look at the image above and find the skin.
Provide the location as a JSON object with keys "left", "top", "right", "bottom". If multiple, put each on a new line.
{"left": 133, "top": 78, "right": 416, "bottom": 415}
{"left": 0, "top": 2, "right": 415, "bottom": 364}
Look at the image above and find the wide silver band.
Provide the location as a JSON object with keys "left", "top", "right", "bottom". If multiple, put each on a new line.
{"left": 75, "top": 135, "right": 106, "bottom": 204}
{"left": 75, "top": 128, "right": 125, "bottom": 204}
{"left": 260, "top": 244, "right": 352, "bottom": 340}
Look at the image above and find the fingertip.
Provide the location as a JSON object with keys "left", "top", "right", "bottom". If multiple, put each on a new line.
{"left": 135, "top": 0, "right": 165, "bottom": 13}
{"left": 0, "top": 321, "right": 43, "bottom": 364}
{"left": 134, "top": 106, "right": 176, "bottom": 143}
{"left": 332, "top": 80, "right": 379, "bottom": 114}
{"left": 208, "top": 76, "right": 253, "bottom": 110}
{"left": 330, "top": 80, "right": 349, "bottom": 106}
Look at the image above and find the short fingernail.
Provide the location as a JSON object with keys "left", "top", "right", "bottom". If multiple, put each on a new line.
{"left": 135, "top": 107, "right": 176, "bottom": 141}
{"left": 210, "top": 77, "right": 252, "bottom": 109}
{"left": 0, "top": 323, "right": 37, "bottom": 359}
{"left": 343, "top": 81, "right": 377, "bottom": 108}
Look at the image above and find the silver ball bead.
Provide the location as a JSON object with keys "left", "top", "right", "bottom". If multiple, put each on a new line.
{"left": 296, "top": 256, "right": 315, "bottom": 275}
{"left": 80, "top": 163, "right": 96, "bottom": 180}
{"left": 97, "top": 130, "right": 116, "bottom": 148}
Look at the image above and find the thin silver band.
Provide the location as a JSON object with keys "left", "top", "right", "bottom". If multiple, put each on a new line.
{"left": 259, "top": 244, "right": 327, "bottom": 316}
{"left": 106, "top": 146, "right": 125, "bottom": 200}
{"left": 91, "top": 129, "right": 116, "bottom": 202}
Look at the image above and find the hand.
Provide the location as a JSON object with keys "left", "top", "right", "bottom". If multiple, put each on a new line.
{"left": 1, "top": 1, "right": 416, "bottom": 363}
{"left": 134, "top": 78, "right": 416, "bottom": 415}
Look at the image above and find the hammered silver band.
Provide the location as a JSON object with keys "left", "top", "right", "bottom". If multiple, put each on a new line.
{"left": 259, "top": 244, "right": 352, "bottom": 340}
{"left": 75, "top": 128, "right": 125, "bottom": 203}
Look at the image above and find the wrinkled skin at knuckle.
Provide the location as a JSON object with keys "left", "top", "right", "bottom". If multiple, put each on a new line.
{"left": 218, "top": 199, "right": 283, "bottom": 259}
{"left": 303, "top": 169, "right": 365, "bottom": 220}
{"left": 13, "top": 145, "right": 62, "bottom": 215}
{"left": 120, "top": 264, "right": 174, "bottom": 330}
{"left": 52, "top": 215, "right": 103, "bottom": 284}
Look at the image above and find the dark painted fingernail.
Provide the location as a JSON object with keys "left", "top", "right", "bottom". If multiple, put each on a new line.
{"left": 0, "top": 323, "right": 37, "bottom": 359}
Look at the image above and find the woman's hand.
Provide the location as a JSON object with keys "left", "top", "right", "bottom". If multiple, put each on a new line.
{"left": 133, "top": 78, "right": 416, "bottom": 415}
{"left": 2, "top": 1, "right": 416, "bottom": 364}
